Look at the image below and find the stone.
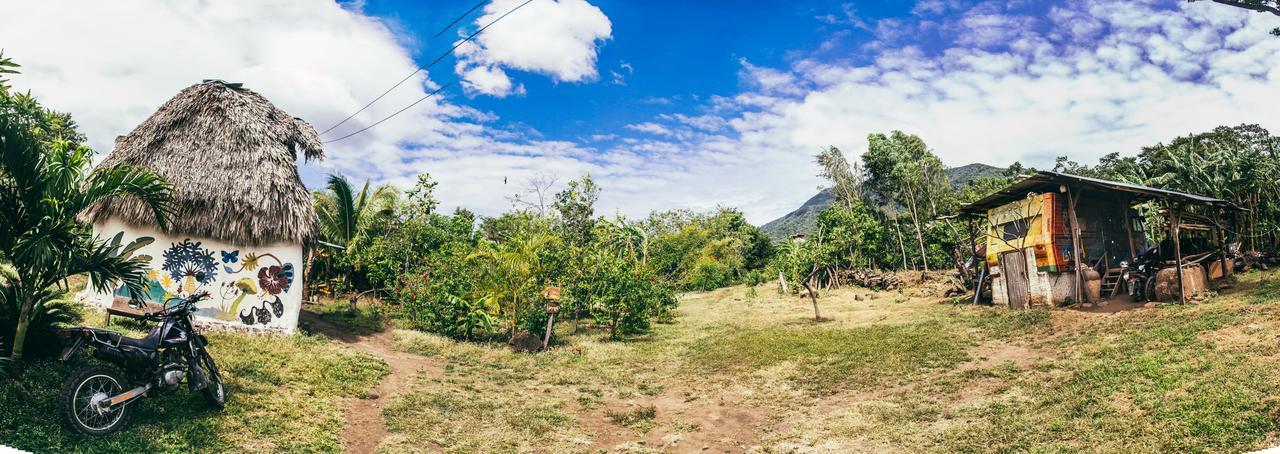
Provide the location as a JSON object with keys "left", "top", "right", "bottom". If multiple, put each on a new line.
{"left": 1082, "top": 303, "right": 1095, "bottom": 308}
{"left": 509, "top": 331, "right": 543, "bottom": 353}
{"left": 1143, "top": 302, "right": 1158, "bottom": 308}
{"left": 1097, "top": 300, "right": 1110, "bottom": 307}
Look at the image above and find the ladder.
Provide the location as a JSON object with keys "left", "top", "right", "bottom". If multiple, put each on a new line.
{"left": 1100, "top": 268, "right": 1124, "bottom": 297}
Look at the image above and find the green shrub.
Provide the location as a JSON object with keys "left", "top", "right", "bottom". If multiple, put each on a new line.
{"left": 393, "top": 249, "right": 495, "bottom": 341}
{"left": 576, "top": 251, "right": 676, "bottom": 339}
{"left": 684, "top": 257, "right": 732, "bottom": 291}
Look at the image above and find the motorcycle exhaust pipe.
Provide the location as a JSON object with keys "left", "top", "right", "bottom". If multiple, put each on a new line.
{"left": 103, "top": 384, "right": 151, "bottom": 409}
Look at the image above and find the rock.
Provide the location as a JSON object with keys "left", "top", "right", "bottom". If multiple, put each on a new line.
{"left": 508, "top": 331, "right": 543, "bottom": 353}
{"left": 1082, "top": 303, "right": 1095, "bottom": 308}
{"left": 365, "top": 392, "right": 380, "bottom": 400}
{"left": 1143, "top": 302, "right": 1158, "bottom": 308}
{"left": 702, "top": 445, "right": 710, "bottom": 451}
{"left": 1097, "top": 300, "right": 1110, "bottom": 307}
{"left": 854, "top": 294, "right": 864, "bottom": 301}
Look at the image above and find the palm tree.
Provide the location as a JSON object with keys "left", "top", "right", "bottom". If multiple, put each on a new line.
{"left": 313, "top": 174, "right": 398, "bottom": 247}
{"left": 602, "top": 217, "right": 649, "bottom": 267}
{"left": 0, "top": 78, "right": 173, "bottom": 363}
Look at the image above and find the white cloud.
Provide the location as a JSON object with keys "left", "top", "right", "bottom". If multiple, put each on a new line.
{"left": 625, "top": 122, "right": 675, "bottom": 136}
{"left": 454, "top": 0, "right": 612, "bottom": 97}
{"left": 3, "top": 0, "right": 1279, "bottom": 228}
{"left": 0, "top": 0, "right": 601, "bottom": 218}
{"left": 609, "top": 0, "right": 1280, "bottom": 223}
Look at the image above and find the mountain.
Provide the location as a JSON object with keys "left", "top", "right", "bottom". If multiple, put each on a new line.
{"left": 945, "top": 163, "right": 1004, "bottom": 187}
{"left": 759, "top": 163, "right": 1004, "bottom": 240}
{"left": 759, "top": 188, "right": 836, "bottom": 241}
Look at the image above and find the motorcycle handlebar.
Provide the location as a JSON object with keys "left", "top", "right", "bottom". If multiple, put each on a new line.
{"left": 141, "top": 291, "right": 210, "bottom": 320}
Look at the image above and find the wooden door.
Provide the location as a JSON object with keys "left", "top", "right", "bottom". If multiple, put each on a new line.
{"left": 1000, "top": 250, "right": 1030, "bottom": 309}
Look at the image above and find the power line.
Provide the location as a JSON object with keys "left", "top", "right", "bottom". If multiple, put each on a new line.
{"left": 435, "top": 0, "right": 490, "bottom": 38}
{"left": 321, "top": 81, "right": 456, "bottom": 144}
{"left": 317, "top": 1, "right": 487, "bottom": 136}
{"left": 319, "top": 0, "right": 533, "bottom": 137}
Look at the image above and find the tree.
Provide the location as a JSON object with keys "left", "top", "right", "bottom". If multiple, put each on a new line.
{"left": 553, "top": 173, "right": 600, "bottom": 247}
{"left": 403, "top": 173, "right": 440, "bottom": 221}
{"left": 314, "top": 174, "right": 398, "bottom": 247}
{"left": 1191, "top": 0, "right": 1280, "bottom": 35}
{"left": 0, "top": 64, "right": 174, "bottom": 363}
{"left": 863, "top": 131, "right": 950, "bottom": 270}
{"left": 815, "top": 146, "right": 864, "bottom": 213}
{"left": 467, "top": 228, "right": 559, "bottom": 339}
{"left": 814, "top": 145, "right": 888, "bottom": 270}
{"left": 1139, "top": 124, "right": 1280, "bottom": 254}
{"left": 507, "top": 172, "right": 558, "bottom": 216}
{"left": 601, "top": 216, "right": 649, "bottom": 267}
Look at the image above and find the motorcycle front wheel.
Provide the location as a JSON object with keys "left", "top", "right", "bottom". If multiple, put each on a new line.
{"left": 197, "top": 350, "right": 227, "bottom": 410}
{"left": 59, "top": 365, "right": 132, "bottom": 436}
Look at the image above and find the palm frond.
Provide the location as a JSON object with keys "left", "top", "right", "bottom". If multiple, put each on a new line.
{"left": 77, "top": 164, "right": 175, "bottom": 231}
{"left": 324, "top": 174, "right": 358, "bottom": 244}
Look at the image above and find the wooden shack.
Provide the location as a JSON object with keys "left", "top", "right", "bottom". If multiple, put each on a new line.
{"left": 960, "top": 171, "right": 1238, "bottom": 308}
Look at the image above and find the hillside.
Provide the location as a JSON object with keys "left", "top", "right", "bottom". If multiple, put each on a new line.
{"left": 760, "top": 163, "right": 1004, "bottom": 240}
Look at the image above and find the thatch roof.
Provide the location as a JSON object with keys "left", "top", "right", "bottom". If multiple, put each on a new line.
{"left": 81, "top": 80, "right": 324, "bottom": 246}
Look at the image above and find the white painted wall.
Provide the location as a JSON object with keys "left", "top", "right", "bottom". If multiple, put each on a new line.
{"left": 82, "top": 218, "right": 303, "bottom": 333}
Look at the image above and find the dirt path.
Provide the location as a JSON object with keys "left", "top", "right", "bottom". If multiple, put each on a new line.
{"left": 299, "top": 311, "right": 442, "bottom": 454}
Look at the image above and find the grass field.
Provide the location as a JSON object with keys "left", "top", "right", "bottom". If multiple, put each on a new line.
{"left": 383, "top": 270, "right": 1280, "bottom": 452}
{"left": 0, "top": 316, "right": 387, "bottom": 453}
{"left": 5, "top": 271, "right": 1280, "bottom": 452}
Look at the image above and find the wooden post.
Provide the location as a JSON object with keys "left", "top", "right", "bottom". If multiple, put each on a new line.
{"left": 972, "top": 265, "right": 986, "bottom": 305}
{"left": 778, "top": 271, "right": 789, "bottom": 294}
{"left": 1067, "top": 187, "right": 1085, "bottom": 305}
{"left": 1122, "top": 199, "right": 1137, "bottom": 262}
{"left": 1171, "top": 208, "right": 1186, "bottom": 304}
{"left": 542, "top": 314, "right": 556, "bottom": 350}
{"left": 1213, "top": 212, "right": 1229, "bottom": 278}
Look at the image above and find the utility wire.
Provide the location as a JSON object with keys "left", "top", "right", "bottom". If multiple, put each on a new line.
{"left": 435, "top": 0, "right": 490, "bottom": 38}
{"left": 318, "top": 0, "right": 487, "bottom": 136}
{"left": 322, "top": 81, "right": 456, "bottom": 144}
{"left": 319, "top": 0, "right": 533, "bottom": 137}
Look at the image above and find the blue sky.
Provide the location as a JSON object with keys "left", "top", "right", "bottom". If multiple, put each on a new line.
{"left": 2, "top": 0, "right": 1279, "bottom": 223}
{"left": 351, "top": 1, "right": 893, "bottom": 143}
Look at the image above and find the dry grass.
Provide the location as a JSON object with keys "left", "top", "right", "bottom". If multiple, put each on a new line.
{"left": 385, "top": 270, "right": 1280, "bottom": 452}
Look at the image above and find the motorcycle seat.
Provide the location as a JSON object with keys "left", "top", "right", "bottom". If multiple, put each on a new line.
{"left": 91, "top": 326, "right": 162, "bottom": 350}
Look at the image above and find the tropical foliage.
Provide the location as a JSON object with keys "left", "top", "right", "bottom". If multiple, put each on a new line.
{"left": 0, "top": 55, "right": 173, "bottom": 364}
{"left": 317, "top": 173, "right": 755, "bottom": 343}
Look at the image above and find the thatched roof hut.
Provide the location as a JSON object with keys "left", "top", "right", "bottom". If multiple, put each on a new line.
{"left": 81, "top": 80, "right": 324, "bottom": 246}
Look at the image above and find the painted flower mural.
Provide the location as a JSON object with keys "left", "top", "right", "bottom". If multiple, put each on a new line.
{"left": 155, "top": 245, "right": 298, "bottom": 327}
{"left": 257, "top": 263, "right": 294, "bottom": 295}
{"left": 162, "top": 239, "right": 218, "bottom": 295}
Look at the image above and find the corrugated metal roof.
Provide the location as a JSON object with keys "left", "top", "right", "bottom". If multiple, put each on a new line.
{"left": 958, "top": 171, "right": 1237, "bottom": 215}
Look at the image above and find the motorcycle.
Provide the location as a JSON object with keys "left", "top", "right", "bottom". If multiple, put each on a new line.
{"left": 1121, "top": 247, "right": 1161, "bottom": 302}
{"left": 55, "top": 291, "right": 226, "bottom": 436}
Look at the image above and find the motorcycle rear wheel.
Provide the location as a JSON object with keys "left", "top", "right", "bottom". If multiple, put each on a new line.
{"left": 60, "top": 364, "right": 132, "bottom": 436}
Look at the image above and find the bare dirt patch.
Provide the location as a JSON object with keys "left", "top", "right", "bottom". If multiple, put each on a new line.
{"left": 300, "top": 310, "right": 443, "bottom": 454}
{"left": 958, "top": 342, "right": 1052, "bottom": 371}
{"left": 584, "top": 390, "right": 765, "bottom": 452}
